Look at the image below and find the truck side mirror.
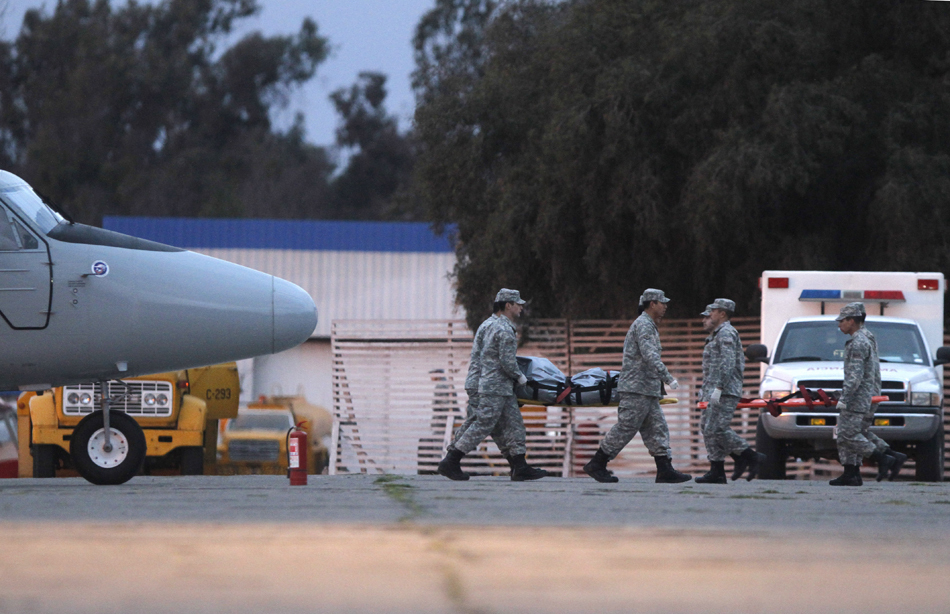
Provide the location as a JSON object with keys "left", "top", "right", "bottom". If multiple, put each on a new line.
{"left": 745, "top": 344, "right": 770, "bottom": 363}
{"left": 935, "top": 347, "right": 950, "bottom": 366}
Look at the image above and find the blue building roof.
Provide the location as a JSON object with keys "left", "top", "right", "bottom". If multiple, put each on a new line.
{"left": 102, "top": 217, "right": 456, "bottom": 253}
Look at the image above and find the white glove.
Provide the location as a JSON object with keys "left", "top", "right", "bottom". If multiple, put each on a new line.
{"left": 669, "top": 379, "right": 679, "bottom": 391}
{"left": 711, "top": 388, "right": 722, "bottom": 403}
{"left": 836, "top": 401, "right": 846, "bottom": 412}
{"left": 517, "top": 374, "right": 528, "bottom": 386}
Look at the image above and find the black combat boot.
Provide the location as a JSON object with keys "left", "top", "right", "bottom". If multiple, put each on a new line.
{"left": 730, "top": 452, "right": 745, "bottom": 481}
{"left": 437, "top": 448, "right": 470, "bottom": 481}
{"left": 695, "top": 460, "right": 727, "bottom": 484}
{"left": 583, "top": 448, "right": 619, "bottom": 483}
{"left": 654, "top": 455, "right": 692, "bottom": 483}
{"left": 829, "top": 464, "right": 862, "bottom": 486}
{"left": 869, "top": 450, "right": 896, "bottom": 482}
{"left": 733, "top": 447, "right": 767, "bottom": 481}
{"left": 885, "top": 448, "right": 908, "bottom": 481}
{"left": 508, "top": 454, "right": 549, "bottom": 481}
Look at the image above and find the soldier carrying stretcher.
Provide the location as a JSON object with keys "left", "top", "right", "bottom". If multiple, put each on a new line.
{"left": 831, "top": 302, "right": 907, "bottom": 486}
{"left": 694, "top": 298, "right": 766, "bottom": 483}
{"left": 582, "top": 288, "right": 692, "bottom": 484}
{"left": 438, "top": 288, "right": 549, "bottom": 481}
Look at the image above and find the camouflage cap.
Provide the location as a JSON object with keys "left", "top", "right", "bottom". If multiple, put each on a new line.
{"left": 639, "top": 288, "right": 670, "bottom": 304}
{"left": 835, "top": 302, "right": 866, "bottom": 321}
{"left": 495, "top": 288, "right": 527, "bottom": 305}
{"left": 701, "top": 298, "right": 736, "bottom": 316}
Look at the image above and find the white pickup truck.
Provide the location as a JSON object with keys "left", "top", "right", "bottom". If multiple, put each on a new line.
{"left": 747, "top": 271, "right": 948, "bottom": 481}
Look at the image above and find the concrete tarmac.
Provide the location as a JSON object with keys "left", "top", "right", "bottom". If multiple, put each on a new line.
{"left": 2, "top": 474, "right": 950, "bottom": 613}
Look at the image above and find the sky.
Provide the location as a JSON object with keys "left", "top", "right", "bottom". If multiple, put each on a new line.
{"left": 0, "top": 0, "right": 434, "bottom": 147}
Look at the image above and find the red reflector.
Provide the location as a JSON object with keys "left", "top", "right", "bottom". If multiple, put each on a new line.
{"left": 919, "top": 279, "right": 940, "bottom": 291}
{"left": 768, "top": 277, "right": 789, "bottom": 289}
{"left": 864, "top": 291, "right": 905, "bottom": 301}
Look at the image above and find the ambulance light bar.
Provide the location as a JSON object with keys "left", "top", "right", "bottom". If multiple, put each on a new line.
{"left": 799, "top": 290, "right": 906, "bottom": 303}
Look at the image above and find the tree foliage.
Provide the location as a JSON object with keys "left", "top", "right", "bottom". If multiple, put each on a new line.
{"left": 0, "top": 0, "right": 414, "bottom": 223}
{"left": 411, "top": 0, "right": 950, "bottom": 327}
{"left": 329, "top": 72, "right": 415, "bottom": 219}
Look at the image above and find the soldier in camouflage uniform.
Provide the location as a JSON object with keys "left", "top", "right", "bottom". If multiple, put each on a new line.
{"left": 438, "top": 289, "right": 548, "bottom": 482}
{"left": 831, "top": 302, "right": 901, "bottom": 486}
{"left": 583, "top": 288, "right": 691, "bottom": 484}
{"left": 694, "top": 299, "right": 766, "bottom": 484}
{"left": 444, "top": 309, "right": 515, "bottom": 474}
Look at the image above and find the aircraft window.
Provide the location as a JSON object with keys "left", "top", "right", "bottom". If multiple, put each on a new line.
{"left": 0, "top": 213, "right": 20, "bottom": 251}
{"left": 0, "top": 186, "right": 65, "bottom": 233}
{"left": 12, "top": 220, "right": 38, "bottom": 250}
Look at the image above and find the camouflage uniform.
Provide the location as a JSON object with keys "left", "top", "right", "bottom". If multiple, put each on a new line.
{"left": 601, "top": 311, "right": 675, "bottom": 459}
{"left": 450, "top": 314, "right": 512, "bottom": 455}
{"left": 837, "top": 323, "right": 884, "bottom": 465}
{"left": 699, "top": 318, "right": 749, "bottom": 462}
{"left": 450, "top": 314, "right": 527, "bottom": 456}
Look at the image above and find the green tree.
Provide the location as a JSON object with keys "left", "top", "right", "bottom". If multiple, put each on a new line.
{"left": 412, "top": 0, "right": 950, "bottom": 328}
{"left": 0, "top": 0, "right": 333, "bottom": 222}
{"left": 329, "top": 72, "right": 414, "bottom": 219}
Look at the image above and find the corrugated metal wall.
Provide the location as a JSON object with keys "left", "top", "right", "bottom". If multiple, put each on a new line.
{"left": 194, "top": 249, "right": 460, "bottom": 338}
{"left": 103, "top": 217, "right": 463, "bottom": 338}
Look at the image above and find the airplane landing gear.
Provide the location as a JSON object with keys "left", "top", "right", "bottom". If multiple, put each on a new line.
{"left": 70, "top": 410, "right": 146, "bottom": 485}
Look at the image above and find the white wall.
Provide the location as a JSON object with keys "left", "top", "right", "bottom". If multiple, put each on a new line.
{"left": 238, "top": 340, "right": 333, "bottom": 410}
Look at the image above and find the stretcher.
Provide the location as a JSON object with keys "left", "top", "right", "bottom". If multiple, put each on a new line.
{"left": 698, "top": 385, "right": 889, "bottom": 417}
{"left": 515, "top": 355, "right": 680, "bottom": 407}
{"left": 518, "top": 397, "right": 678, "bottom": 407}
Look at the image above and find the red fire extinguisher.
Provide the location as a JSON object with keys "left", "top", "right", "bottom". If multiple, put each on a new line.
{"left": 287, "top": 421, "right": 308, "bottom": 486}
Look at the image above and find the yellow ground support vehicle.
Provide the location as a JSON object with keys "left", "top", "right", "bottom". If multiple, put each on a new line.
{"left": 18, "top": 363, "right": 239, "bottom": 478}
{"left": 218, "top": 395, "right": 330, "bottom": 475}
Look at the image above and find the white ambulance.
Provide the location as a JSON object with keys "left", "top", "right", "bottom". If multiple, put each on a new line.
{"left": 749, "top": 271, "right": 948, "bottom": 481}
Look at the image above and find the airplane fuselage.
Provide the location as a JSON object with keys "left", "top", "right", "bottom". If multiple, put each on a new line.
{"left": 0, "top": 171, "right": 317, "bottom": 390}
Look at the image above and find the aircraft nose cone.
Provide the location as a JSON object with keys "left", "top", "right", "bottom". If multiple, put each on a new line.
{"left": 272, "top": 277, "right": 317, "bottom": 353}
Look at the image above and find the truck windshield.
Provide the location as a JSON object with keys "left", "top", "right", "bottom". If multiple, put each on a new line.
{"left": 774, "top": 321, "right": 930, "bottom": 366}
{"left": 229, "top": 414, "right": 291, "bottom": 431}
{"left": 0, "top": 186, "right": 65, "bottom": 233}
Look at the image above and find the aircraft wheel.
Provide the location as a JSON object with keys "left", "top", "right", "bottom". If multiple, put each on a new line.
{"left": 915, "top": 420, "right": 945, "bottom": 482}
{"left": 70, "top": 410, "right": 146, "bottom": 485}
{"left": 179, "top": 446, "right": 204, "bottom": 475}
{"left": 32, "top": 444, "right": 57, "bottom": 478}
{"left": 755, "top": 414, "right": 787, "bottom": 479}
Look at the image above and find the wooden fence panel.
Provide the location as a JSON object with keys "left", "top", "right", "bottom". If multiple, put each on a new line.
{"left": 331, "top": 317, "right": 950, "bottom": 480}
{"left": 331, "top": 319, "right": 570, "bottom": 475}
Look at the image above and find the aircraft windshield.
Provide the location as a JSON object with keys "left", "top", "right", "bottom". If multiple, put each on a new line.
{"left": 0, "top": 186, "right": 65, "bottom": 233}
{"left": 229, "top": 414, "right": 291, "bottom": 431}
{"left": 774, "top": 321, "right": 929, "bottom": 366}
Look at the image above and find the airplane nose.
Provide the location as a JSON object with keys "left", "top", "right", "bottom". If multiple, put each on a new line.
{"left": 272, "top": 277, "right": 317, "bottom": 353}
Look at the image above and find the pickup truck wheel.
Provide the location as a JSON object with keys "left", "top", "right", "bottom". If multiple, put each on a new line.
{"left": 755, "top": 414, "right": 787, "bottom": 479}
{"left": 32, "top": 444, "right": 57, "bottom": 478}
{"left": 915, "top": 420, "right": 945, "bottom": 482}
{"left": 179, "top": 446, "right": 204, "bottom": 475}
{"left": 69, "top": 410, "right": 146, "bottom": 485}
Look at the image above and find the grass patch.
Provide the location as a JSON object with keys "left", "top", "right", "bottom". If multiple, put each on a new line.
{"left": 931, "top": 500, "right": 950, "bottom": 505}
{"left": 760, "top": 489, "right": 780, "bottom": 494}
{"left": 882, "top": 499, "right": 911, "bottom": 505}
{"left": 374, "top": 475, "right": 424, "bottom": 521}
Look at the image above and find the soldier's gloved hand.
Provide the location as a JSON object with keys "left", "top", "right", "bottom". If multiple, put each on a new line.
{"left": 517, "top": 374, "right": 528, "bottom": 386}
{"left": 711, "top": 388, "right": 722, "bottom": 403}
{"left": 836, "top": 401, "right": 846, "bottom": 412}
{"left": 669, "top": 379, "right": 680, "bottom": 391}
